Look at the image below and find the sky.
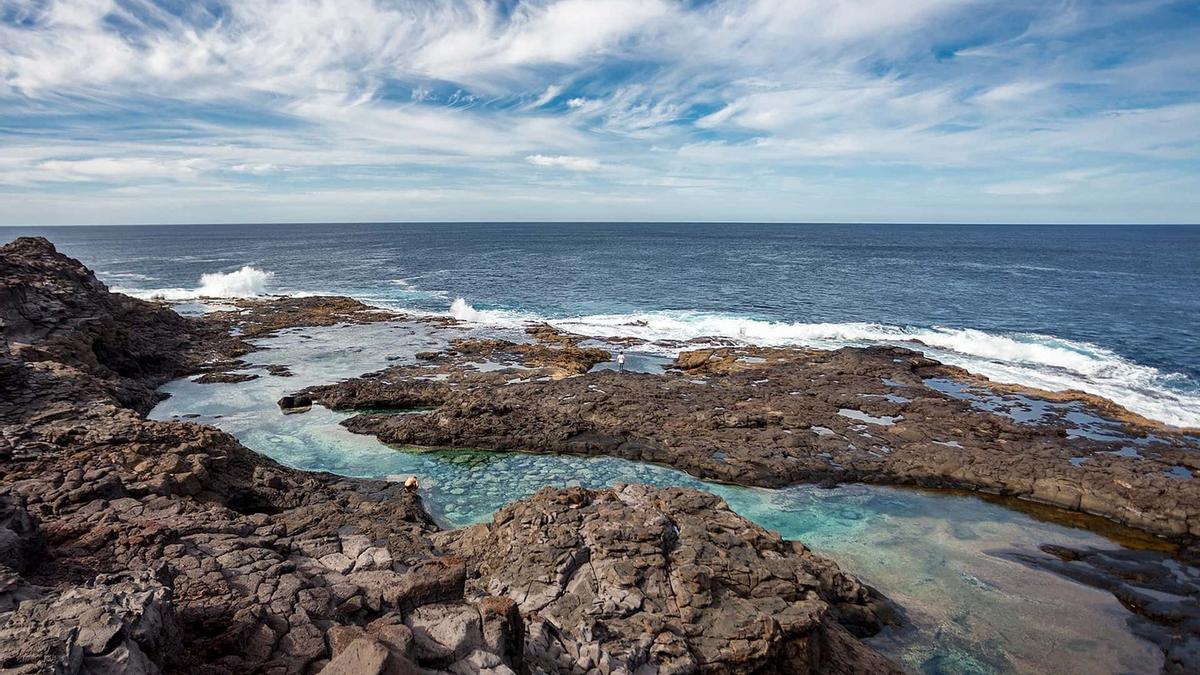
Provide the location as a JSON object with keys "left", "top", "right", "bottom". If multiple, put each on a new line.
{"left": 1, "top": 0, "right": 1198, "bottom": 225}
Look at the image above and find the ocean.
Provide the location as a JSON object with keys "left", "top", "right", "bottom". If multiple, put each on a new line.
{"left": 7, "top": 222, "right": 1199, "bottom": 427}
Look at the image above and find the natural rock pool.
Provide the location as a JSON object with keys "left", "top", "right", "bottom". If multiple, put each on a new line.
{"left": 152, "top": 321, "right": 1166, "bottom": 674}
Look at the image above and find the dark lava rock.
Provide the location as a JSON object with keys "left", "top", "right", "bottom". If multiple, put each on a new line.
{"left": 0, "top": 494, "right": 44, "bottom": 574}
{"left": 278, "top": 394, "right": 314, "bottom": 411}
{"left": 0, "top": 237, "right": 230, "bottom": 416}
{"left": 194, "top": 371, "right": 260, "bottom": 384}
{"left": 437, "top": 484, "right": 902, "bottom": 674}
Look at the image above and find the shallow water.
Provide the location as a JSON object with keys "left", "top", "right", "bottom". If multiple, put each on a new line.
{"left": 150, "top": 321, "right": 1163, "bottom": 674}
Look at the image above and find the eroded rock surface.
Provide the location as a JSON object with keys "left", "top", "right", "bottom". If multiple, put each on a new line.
{"left": 447, "top": 334, "right": 610, "bottom": 379}
{"left": 438, "top": 485, "right": 901, "bottom": 674}
{"left": 0, "top": 568, "right": 181, "bottom": 675}
{"left": 205, "top": 296, "right": 411, "bottom": 338}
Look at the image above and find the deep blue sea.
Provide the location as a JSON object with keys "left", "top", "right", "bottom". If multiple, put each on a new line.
{"left": 6, "top": 222, "right": 1199, "bottom": 426}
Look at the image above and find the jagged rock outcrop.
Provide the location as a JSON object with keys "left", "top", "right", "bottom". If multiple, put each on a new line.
{"left": 0, "top": 238, "right": 522, "bottom": 673}
{"left": 1, "top": 235, "right": 900, "bottom": 673}
{"left": 0, "top": 237, "right": 220, "bottom": 416}
{"left": 0, "top": 569, "right": 181, "bottom": 675}
{"left": 438, "top": 485, "right": 901, "bottom": 674}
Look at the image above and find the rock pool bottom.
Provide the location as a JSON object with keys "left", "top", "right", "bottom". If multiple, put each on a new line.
{"left": 151, "top": 323, "right": 1164, "bottom": 674}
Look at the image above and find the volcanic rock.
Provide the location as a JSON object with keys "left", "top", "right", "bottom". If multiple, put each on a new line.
{"left": 438, "top": 484, "right": 901, "bottom": 674}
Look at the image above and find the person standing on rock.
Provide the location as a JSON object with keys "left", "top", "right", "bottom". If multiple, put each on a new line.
{"left": 617, "top": 352, "right": 626, "bottom": 371}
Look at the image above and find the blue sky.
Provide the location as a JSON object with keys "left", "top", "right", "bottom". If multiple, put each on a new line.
{"left": 1, "top": 0, "right": 1198, "bottom": 224}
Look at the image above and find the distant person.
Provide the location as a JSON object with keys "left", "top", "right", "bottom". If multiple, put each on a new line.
{"left": 617, "top": 352, "right": 626, "bottom": 371}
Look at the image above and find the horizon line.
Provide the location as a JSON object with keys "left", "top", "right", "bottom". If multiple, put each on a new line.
{"left": 4, "top": 220, "right": 1199, "bottom": 229}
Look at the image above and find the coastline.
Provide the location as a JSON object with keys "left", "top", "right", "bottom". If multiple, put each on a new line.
{"left": 0, "top": 237, "right": 902, "bottom": 674}
{"left": 5, "top": 235, "right": 1200, "bottom": 673}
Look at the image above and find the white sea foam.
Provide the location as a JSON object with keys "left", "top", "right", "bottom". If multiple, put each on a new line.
{"left": 100, "top": 271, "right": 156, "bottom": 281}
{"left": 448, "top": 297, "right": 537, "bottom": 324}
{"left": 115, "top": 266, "right": 274, "bottom": 300}
{"left": 439, "top": 300, "right": 1200, "bottom": 428}
{"left": 388, "top": 278, "right": 449, "bottom": 300}
{"left": 197, "top": 266, "right": 274, "bottom": 297}
{"left": 449, "top": 297, "right": 481, "bottom": 321}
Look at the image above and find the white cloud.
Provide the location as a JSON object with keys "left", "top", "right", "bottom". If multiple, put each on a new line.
{"left": 984, "top": 167, "right": 1113, "bottom": 196}
{"left": 527, "top": 84, "right": 563, "bottom": 109}
{"left": 526, "top": 154, "right": 600, "bottom": 171}
{"left": 29, "top": 157, "right": 209, "bottom": 182}
{"left": 976, "top": 81, "right": 1051, "bottom": 104}
{"left": 230, "top": 163, "right": 279, "bottom": 175}
{"left": 0, "top": 0, "right": 1197, "bottom": 223}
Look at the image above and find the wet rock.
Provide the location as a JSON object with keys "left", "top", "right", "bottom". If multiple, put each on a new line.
{"left": 278, "top": 394, "right": 313, "bottom": 411}
{"left": 1002, "top": 543, "right": 1200, "bottom": 674}
{"left": 194, "top": 371, "right": 260, "bottom": 384}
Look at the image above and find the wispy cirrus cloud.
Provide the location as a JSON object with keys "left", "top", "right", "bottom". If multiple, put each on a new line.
{"left": 1, "top": 0, "right": 1198, "bottom": 224}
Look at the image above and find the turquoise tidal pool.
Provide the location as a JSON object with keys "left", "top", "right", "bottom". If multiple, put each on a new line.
{"left": 151, "top": 321, "right": 1164, "bottom": 674}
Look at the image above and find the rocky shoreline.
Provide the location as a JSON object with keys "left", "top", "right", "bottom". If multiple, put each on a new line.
{"left": 292, "top": 333, "right": 1200, "bottom": 540}
{"left": 275, "top": 289, "right": 1200, "bottom": 671}
{"left": 1, "top": 237, "right": 903, "bottom": 674}
{"left": 9, "top": 235, "right": 1200, "bottom": 673}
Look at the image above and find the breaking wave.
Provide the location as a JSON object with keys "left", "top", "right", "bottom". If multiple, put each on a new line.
{"left": 114, "top": 266, "right": 274, "bottom": 300}
{"left": 444, "top": 300, "right": 1200, "bottom": 428}
{"left": 196, "top": 266, "right": 274, "bottom": 297}
{"left": 448, "top": 297, "right": 538, "bottom": 324}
